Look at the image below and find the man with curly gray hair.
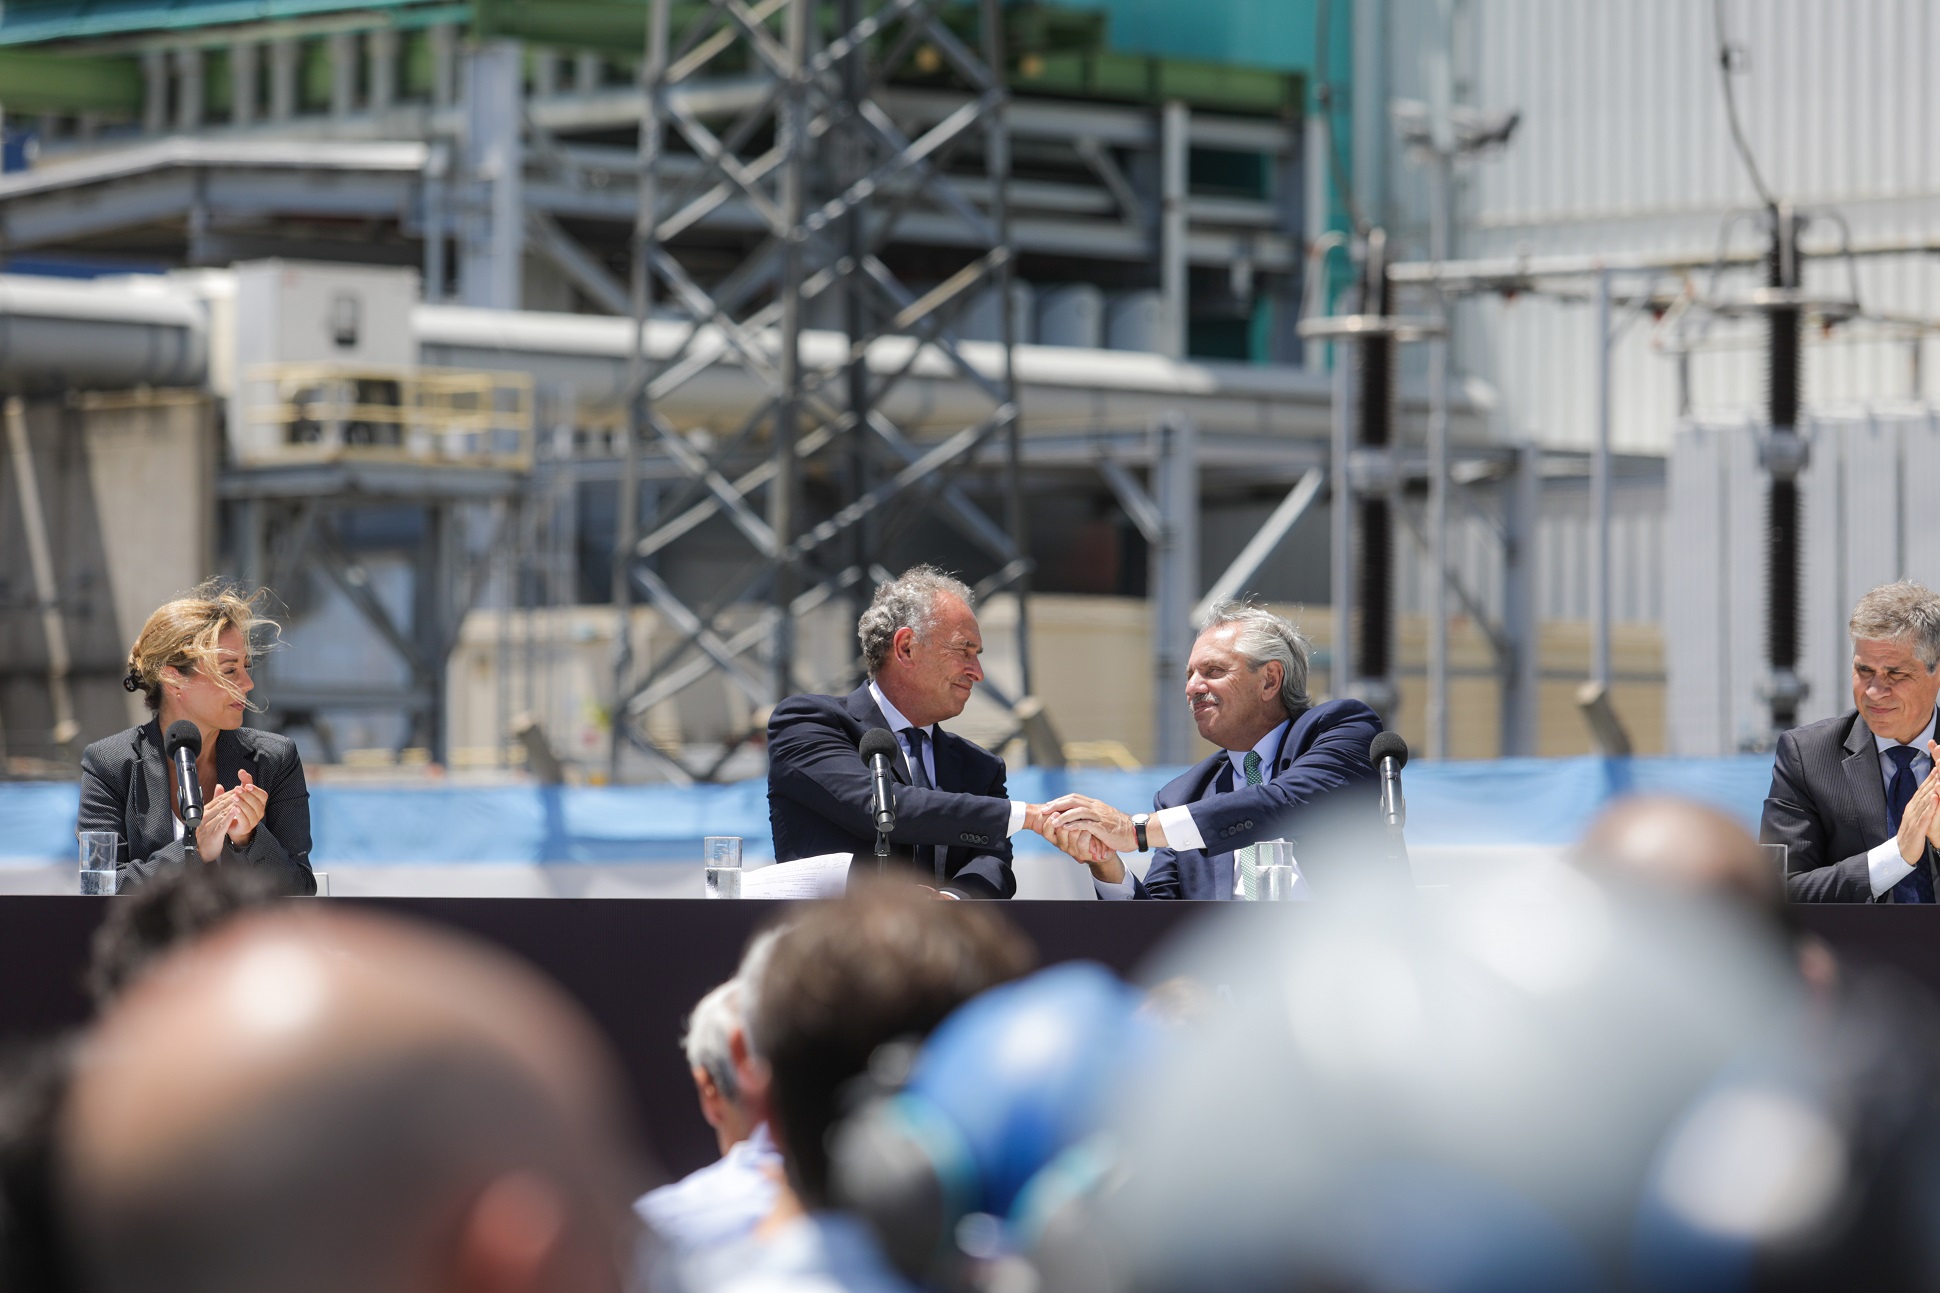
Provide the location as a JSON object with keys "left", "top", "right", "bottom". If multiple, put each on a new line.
{"left": 765, "top": 566, "right": 1059, "bottom": 898}
{"left": 1043, "top": 602, "right": 1385, "bottom": 900}
{"left": 1766, "top": 580, "right": 1940, "bottom": 903}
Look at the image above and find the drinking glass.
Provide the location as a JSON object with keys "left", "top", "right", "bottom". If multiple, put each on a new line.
{"left": 312, "top": 871, "right": 332, "bottom": 897}
{"left": 1257, "top": 839, "right": 1300, "bottom": 902}
{"left": 1763, "top": 843, "right": 1789, "bottom": 878}
{"left": 78, "top": 831, "right": 120, "bottom": 896}
{"left": 704, "top": 836, "right": 743, "bottom": 899}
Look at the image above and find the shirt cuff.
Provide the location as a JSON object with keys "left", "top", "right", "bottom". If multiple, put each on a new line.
{"left": 1868, "top": 836, "right": 1917, "bottom": 898}
{"left": 1093, "top": 866, "right": 1137, "bottom": 900}
{"left": 1007, "top": 801, "right": 1028, "bottom": 837}
{"left": 1154, "top": 804, "right": 1203, "bottom": 852}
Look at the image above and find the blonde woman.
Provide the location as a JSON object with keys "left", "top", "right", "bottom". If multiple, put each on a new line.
{"left": 77, "top": 582, "right": 315, "bottom": 894}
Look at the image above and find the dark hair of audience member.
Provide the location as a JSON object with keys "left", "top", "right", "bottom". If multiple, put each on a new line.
{"left": 750, "top": 880, "right": 1036, "bottom": 1207}
{"left": 85, "top": 863, "right": 282, "bottom": 1008}
{"left": 0, "top": 1038, "right": 77, "bottom": 1293}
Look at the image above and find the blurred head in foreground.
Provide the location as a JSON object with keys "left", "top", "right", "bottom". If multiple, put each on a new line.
{"left": 1095, "top": 862, "right": 1940, "bottom": 1292}
{"left": 751, "top": 882, "right": 1035, "bottom": 1207}
{"left": 1575, "top": 795, "right": 1784, "bottom": 927}
{"left": 58, "top": 907, "right": 646, "bottom": 1293}
{"left": 85, "top": 861, "right": 282, "bottom": 1009}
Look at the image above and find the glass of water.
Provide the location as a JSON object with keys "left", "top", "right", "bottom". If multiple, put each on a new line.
{"left": 704, "top": 836, "right": 743, "bottom": 899}
{"left": 78, "top": 831, "right": 120, "bottom": 896}
{"left": 1257, "top": 839, "right": 1301, "bottom": 902}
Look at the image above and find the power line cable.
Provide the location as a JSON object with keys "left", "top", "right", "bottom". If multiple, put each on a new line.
{"left": 1712, "top": 0, "right": 1777, "bottom": 212}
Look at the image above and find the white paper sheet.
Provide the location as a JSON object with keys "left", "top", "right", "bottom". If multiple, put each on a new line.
{"left": 739, "top": 853, "right": 851, "bottom": 899}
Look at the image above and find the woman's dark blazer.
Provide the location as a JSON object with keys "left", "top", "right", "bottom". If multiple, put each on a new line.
{"left": 77, "top": 719, "right": 317, "bottom": 895}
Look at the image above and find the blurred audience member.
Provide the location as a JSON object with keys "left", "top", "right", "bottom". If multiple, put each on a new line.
{"left": 636, "top": 972, "right": 781, "bottom": 1251}
{"left": 0, "top": 1040, "right": 75, "bottom": 1293}
{"left": 1578, "top": 794, "right": 1783, "bottom": 915}
{"left": 702, "top": 883, "right": 1034, "bottom": 1293}
{"left": 1766, "top": 580, "right": 1940, "bottom": 903}
{"left": 1577, "top": 794, "right": 1837, "bottom": 994}
{"left": 57, "top": 906, "right": 650, "bottom": 1293}
{"left": 85, "top": 861, "right": 282, "bottom": 1008}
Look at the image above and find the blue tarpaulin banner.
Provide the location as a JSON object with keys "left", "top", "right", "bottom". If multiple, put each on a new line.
{"left": 0, "top": 755, "right": 1779, "bottom": 867}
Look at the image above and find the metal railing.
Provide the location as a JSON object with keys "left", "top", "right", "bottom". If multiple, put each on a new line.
{"left": 236, "top": 363, "right": 534, "bottom": 469}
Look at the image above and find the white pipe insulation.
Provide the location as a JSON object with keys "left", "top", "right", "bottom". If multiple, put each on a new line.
{"left": 0, "top": 273, "right": 1492, "bottom": 441}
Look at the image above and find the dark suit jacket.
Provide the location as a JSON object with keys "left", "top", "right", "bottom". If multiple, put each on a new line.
{"left": 1129, "top": 698, "right": 1384, "bottom": 900}
{"left": 1765, "top": 707, "right": 1936, "bottom": 904}
{"left": 767, "top": 685, "right": 1016, "bottom": 899}
{"left": 78, "top": 719, "right": 317, "bottom": 895}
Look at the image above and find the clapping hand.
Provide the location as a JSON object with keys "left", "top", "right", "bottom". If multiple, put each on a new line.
{"left": 193, "top": 770, "right": 269, "bottom": 862}
{"left": 1919, "top": 741, "right": 1940, "bottom": 858}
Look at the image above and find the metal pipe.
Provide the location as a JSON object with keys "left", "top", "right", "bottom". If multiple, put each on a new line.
{"left": 610, "top": 0, "right": 670, "bottom": 781}
{"left": 1159, "top": 99, "right": 1189, "bottom": 361}
{"left": 770, "top": 0, "right": 811, "bottom": 702}
{"left": 982, "top": 0, "right": 1032, "bottom": 700}
{"left": 1329, "top": 310, "right": 1353, "bottom": 703}
{"left": 5, "top": 397, "right": 78, "bottom": 755}
{"left": 1426, "top": 152, "right": 1451, "bottom": 759}
{"left": 1388, "top": 229, "right": 1940, "bottom": 290}
{"left": 1153, "top": 414, "right": 1199, "bottom": 763}
{"left": 1765, "top": 203, "right": 1805, "bottom": 735}
{"left": 1355, "top": 230, "right": 1396, "bottom": 722}
{"left": 1591, "top": 266, "right": 1612, "bottom": 690}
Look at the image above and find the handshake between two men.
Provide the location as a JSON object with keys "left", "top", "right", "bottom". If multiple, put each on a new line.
{"left": 766, "top": 567, "right": 1390, "bottom": 902}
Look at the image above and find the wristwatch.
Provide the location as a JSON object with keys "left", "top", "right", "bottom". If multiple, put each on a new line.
{"left": 1132, "top": 813, "right": 1150, "bottom": 853}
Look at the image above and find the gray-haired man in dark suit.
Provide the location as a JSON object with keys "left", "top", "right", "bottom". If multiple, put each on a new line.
{"left": 1765, "top": 581, "right": 1940, "bottom": 903}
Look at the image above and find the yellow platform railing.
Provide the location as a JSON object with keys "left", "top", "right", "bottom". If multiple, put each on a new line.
{"left": 237, "top": 364, "right": 534, "bottom": 469}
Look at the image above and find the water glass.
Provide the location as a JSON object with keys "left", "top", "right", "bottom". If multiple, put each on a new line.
{"left": 1257, "top": 839, "right": 1299, "bottom": 902}
{"left": 1763, "top": 843, "right": 1790, "bottom": 878}
{"left": 78, "top": 831, "right": 120, "bottom": 896}
{"left": 312, "top": 871, "right": 332, "bottom": 898}
{"left": 704, "top": 836, "right": 743, "bottom": 900}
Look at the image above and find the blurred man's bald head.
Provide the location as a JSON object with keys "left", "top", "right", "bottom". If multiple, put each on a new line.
{"left": 59, "top": 907, "right": 642, "bottom": 1293}
{"left": 1577, "top": 795, "right": 1782, "bottom": 920}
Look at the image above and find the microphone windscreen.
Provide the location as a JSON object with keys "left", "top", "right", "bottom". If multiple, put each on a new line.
{"left": 164, "top": 719, "right": 203, "bottom": 758}
{"left": 859, "top": 728, "right": 901, "bottom": 763}
{"left": 1369, "top": 731, "right": 1409, "bottom": 770}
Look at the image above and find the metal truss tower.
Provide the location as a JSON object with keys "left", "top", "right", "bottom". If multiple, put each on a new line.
{"left": 607, "top": 0, "right": 1027, "bottom": 781}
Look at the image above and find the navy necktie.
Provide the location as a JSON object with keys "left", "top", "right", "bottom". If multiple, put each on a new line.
{"left": 1886, "top": 745, "right": 1933, "bottom": 904}
{"left": 904, "top": 728, "right": 940, "bottom": 881}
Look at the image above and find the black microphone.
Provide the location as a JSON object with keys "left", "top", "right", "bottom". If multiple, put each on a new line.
{"left": 858, "top": 728, "right": 901, "bottom": 845}
{"left": 1370, "top": 731, "right": 1408, "bottom": 831}
{"left": 165, "top": 720, "right": 205, "bottom": 832}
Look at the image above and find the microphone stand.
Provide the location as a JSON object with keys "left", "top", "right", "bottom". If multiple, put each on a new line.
{"left": 876, "top": 829, "right": 890, "bottom": 875}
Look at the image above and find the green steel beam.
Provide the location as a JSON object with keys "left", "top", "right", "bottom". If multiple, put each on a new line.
{"left": 0, "top": 46, "right": 142, "bottom": 113}
{"left": 0, "top": 1, "right": 469, "bottom": 48}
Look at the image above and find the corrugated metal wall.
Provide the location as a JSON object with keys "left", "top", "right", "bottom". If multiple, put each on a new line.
{"left": 1376, "top": 0, "right": 1940, "bottom": 455}
{"left": 1667, "top": 409, "right": 1940, "bottom": 754}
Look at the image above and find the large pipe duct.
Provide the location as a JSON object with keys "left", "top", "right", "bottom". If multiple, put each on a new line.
{"left": 0, "top": 273, "right": 1486, "bottom": 443}
{"left": 0, "top": 276, "right": 206, "bottom": 392}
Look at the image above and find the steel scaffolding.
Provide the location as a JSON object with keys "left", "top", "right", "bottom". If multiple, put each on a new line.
{"left": 605, "top": 0, "right": 1029, "bottom": 782}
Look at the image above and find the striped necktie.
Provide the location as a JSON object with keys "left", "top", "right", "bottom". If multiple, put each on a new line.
{"left": 1234, "top": 750, "right": 1264, "bottom": 899}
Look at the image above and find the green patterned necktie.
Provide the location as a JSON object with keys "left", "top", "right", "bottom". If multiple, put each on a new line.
{"left": 1235, "top": 750, "right": 1264, "bottom": 899}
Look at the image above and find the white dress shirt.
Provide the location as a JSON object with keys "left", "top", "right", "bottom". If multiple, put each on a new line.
{"left": 867, "top": 681, "right": 1028, "bottom": 837}
{"left": 1094, "top": 721, "right": 1292, "bottom": 899}
{"left": 1864, "top": 710, "right": 1938, "bottom": 897}
{"left": 635, "top": 1122, "right": 781, "bottom": 1253}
